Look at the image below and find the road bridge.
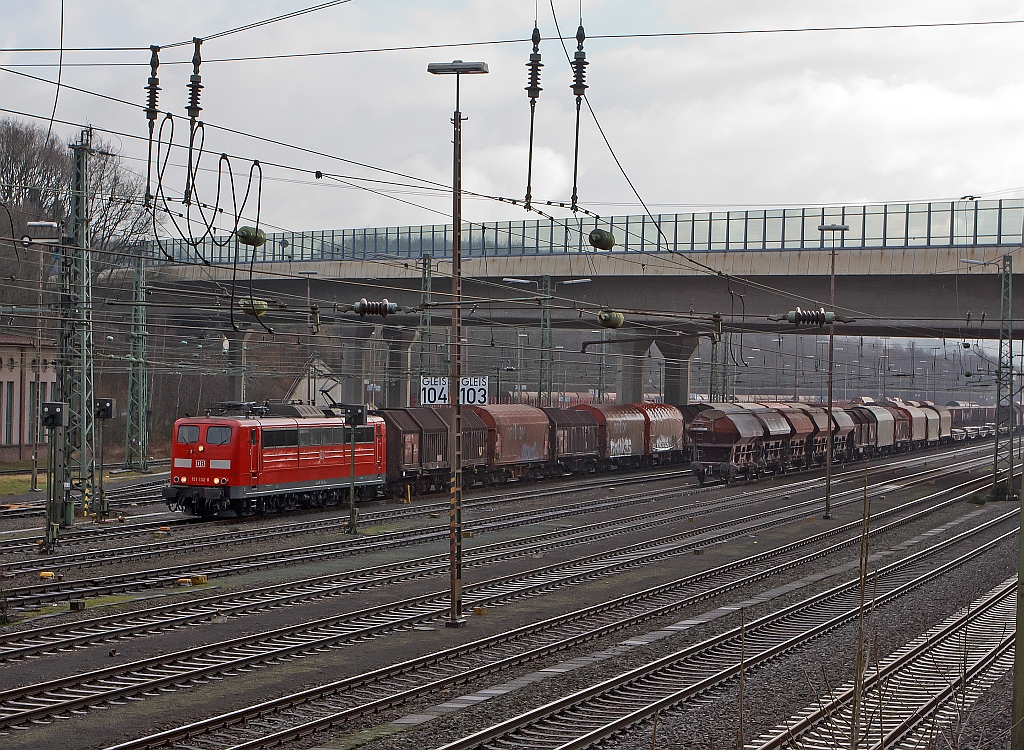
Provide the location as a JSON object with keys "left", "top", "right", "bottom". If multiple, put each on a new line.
{"left": 143, "top": 199, "right": 1024, "bottom": 405}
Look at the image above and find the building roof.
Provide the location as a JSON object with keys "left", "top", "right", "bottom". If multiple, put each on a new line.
{"left": 0, "top": 334, "right": 56, "bottom": 347}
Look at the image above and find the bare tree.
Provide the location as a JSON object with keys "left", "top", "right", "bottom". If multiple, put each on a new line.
{"left": 0, "top": 117, "right": 151, "bottom": 307}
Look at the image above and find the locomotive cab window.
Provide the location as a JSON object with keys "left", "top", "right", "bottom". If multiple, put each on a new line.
{"left": 177, "top": 425, "right": 200, "bottom": 444}
{"left": 206, "top": 426, "right": 233, "bottom": 445}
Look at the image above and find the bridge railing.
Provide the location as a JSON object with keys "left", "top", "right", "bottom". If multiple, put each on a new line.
{"left": 145, "top": 198, "right": 1024, "bottom": 265}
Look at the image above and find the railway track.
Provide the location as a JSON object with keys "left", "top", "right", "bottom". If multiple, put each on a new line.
{"left": 749, "top": 575, "right": 1016, "bottom": 750}
{"left": 0, "top": 459, "right": 170, "bottom": 478}
{"left": 1, "top": 450, "right": 990, "bottom": 609}
{"left": 430, "top": 526, "right": 1017, "bottom": 750}
{"left": 0, "top": 467, "right": 704, "bottom": 565}
{"left": 0, "top": 439, "right": 987, "bottom": 526}
{"left": 0, "top": 465, "right": 699, "bottom": 552}
{"left": 0, "top": 463, "right": 987, "bottom": 663}
{"left": 0, "top": 466, "right": 1008, "bottom": 736}
{"left": 95, "top": 487, "right": 1016, "bottom": 750}
{"left": 0, "top": 441, "right": 990, "bottom": 569}
{"left": 0, "top": 478, "right": 170, "bottom": 520}
{"left": 0, "top": 462, "right": 992, "bottom": 672}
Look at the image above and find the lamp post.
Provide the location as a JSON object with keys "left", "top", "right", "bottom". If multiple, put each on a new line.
{"left": 22, "top": 223, "right": 60, "bottom": 492}
{"left": 428, "top": 59, "right": 488, "bottom": 628}
{"left": 818, "top": 223, "right": 848, "bottom": 520}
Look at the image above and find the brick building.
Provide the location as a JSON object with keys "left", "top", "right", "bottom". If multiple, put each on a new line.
{"left": 0, "top": 334, "right": 58, "bottom": 463}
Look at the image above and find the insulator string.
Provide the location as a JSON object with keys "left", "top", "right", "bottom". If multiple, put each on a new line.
{"left": 569, "top": 23, "right": 587, "bottom": 213}
{"left": 144, "top": 45, "right": 160, "bottom": 207}
{"left": 524, "top": 25, "right": 543, "bottom": 211}
{"left": 183, "top": 37, "right": 203, "bottom": 206}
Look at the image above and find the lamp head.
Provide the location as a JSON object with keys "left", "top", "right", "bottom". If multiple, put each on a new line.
{"left": 428, "top": 60, "right": 489, "bottom": 75}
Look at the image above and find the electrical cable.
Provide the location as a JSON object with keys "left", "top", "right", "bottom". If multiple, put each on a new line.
{"left": 160, "top": 0, "right": 355, "bottom": 50}
{"left": 43, "top": 0, "right": 64, "bottom": 145}
{"left": 0, "top": 98, "right": 1005, "bottom": 340}
{"left": 5, "top": 17, "right": 1023, "bottom": 63}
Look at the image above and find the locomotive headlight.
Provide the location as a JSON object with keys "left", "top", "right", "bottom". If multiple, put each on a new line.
{"left": 172, "top": 476, "right": 179, "bottom": 483}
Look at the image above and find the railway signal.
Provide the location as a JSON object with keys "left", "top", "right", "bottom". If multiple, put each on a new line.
{"left": 41, "top": 402, "right": 69, "bottom": 553}
{"left": 94, "top": 398, "right": 116, "bottom": 521}
{"left": 343, "top": 404, "right": 367, "bottom": 535}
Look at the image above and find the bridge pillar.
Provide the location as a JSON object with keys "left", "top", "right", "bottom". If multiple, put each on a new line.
{"left": 382, "top": 329, "right": 418, "bottom": 408}
{"left": 616, "top": 338, "right": 652, "bottom": 404}
{"left": 656, "top": 337, "right": 699, "bottom": 407}
{"left": 336, "top": 324, "right": 379, "bottom": 405}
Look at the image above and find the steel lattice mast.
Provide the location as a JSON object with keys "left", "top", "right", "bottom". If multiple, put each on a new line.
{"left": 124, "top": 247, "right": 149, "bottom": 470}
{"left": 538, "top": 275, "right": 552, "bottom": 407}
{"left": 993, "top": 253, "right": 1013, "bottom": 497}
{"left": 418, "top": 253, "right": 432, "bottom": 389}
{"left": 710, "top": 334, "right": 729, "bottom": 403}
{"left": 59, "top": 128, "right": 96, "bottom": 523}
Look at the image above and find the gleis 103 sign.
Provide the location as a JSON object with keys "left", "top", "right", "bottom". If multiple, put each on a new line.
{"left": 420, "top": 376, "right": 489, "bottom": 405}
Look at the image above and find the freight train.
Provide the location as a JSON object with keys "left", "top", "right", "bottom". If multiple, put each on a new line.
{"left": 162, "top": 398, "right": 1017, "bottom": 517}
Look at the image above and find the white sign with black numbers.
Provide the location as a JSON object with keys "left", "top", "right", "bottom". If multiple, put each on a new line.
{"left": 420, "top": 376, "right": 489, "bottom": 405}
{"left": 420, "top": 376, "right": 449, "bottom": 405}
{"left": 459, "top": 376, "right": 489, "bottom": 405}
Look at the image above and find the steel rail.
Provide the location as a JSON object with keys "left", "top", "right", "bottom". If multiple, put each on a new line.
{"left": 0, "top": 469, "right": 1005, "bottom": 731}
{"left": 5, "top": 449, "right": 977, "bottom": 608}
{"left": 0, "top": 465, "right": 997, "bottom": 666}
{"left": 0, "top": 479, "right": 169, "bottom": 518}
{"left": 0, "top": 464, "right": 788, "bottom": 574}
{"left": 865, "top": 634, "right": 1014, "bottom": 750}
{"left": 0, "top": 462, "right": 737, "bottom": 553}
{"left": 101, "top": 496, "right": 1017, "bottom": 749}
{"left": 750, "top": 576, "right": 1017, "bottom": 750}
{"left": 433, "top": 525, "right": 1019, "bottom": 750}
{"left": 0, "top": 440, "right": 988, "bottom": 547}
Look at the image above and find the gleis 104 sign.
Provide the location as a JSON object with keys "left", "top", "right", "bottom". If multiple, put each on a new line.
{"left": 420, "top": 376, "right": 489, "bottom": 405}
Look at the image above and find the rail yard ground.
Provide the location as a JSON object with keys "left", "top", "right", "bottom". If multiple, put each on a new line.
{"left": 0, "top": 441, "right": 1016, "bottom": 750}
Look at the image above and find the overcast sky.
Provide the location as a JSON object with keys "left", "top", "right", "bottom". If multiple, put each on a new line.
{"left": 3, "top": 1, "right": 1024, "bottom": 234}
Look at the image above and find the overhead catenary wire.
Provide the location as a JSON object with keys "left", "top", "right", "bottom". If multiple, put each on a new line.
{"left": 43, "top": 0, "right": 64, "bottom": 144}
{"left": 160, "top": 0, "right": 356, "bottom": 49}
{"left": 0, "top": 71, "right": 1013, "bottom": 343}
{"left": 3, "top": 17, "right": 1023, "bottom": 63}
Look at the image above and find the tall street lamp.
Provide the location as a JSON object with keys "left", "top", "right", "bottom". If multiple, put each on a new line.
{"left": 818, "top": 223, "right": 848, "bottom": 520}
{"left": 23, "top": 222, "right": 60, "bottom": 493}
{"left": 428, "top": 59, "right": 488, "bottom": 628}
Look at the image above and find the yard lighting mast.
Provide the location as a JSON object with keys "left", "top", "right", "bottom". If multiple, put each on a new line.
{"left": 818, "top": 223, "right": 849, "bottom": 520}
{"left": 428, "top": 59, "right": 489, "bottom": 628}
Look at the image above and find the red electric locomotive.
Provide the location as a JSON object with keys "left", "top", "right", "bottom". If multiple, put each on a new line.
{"left": 162, "top": 403, "right": 386, "bottom": 517}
